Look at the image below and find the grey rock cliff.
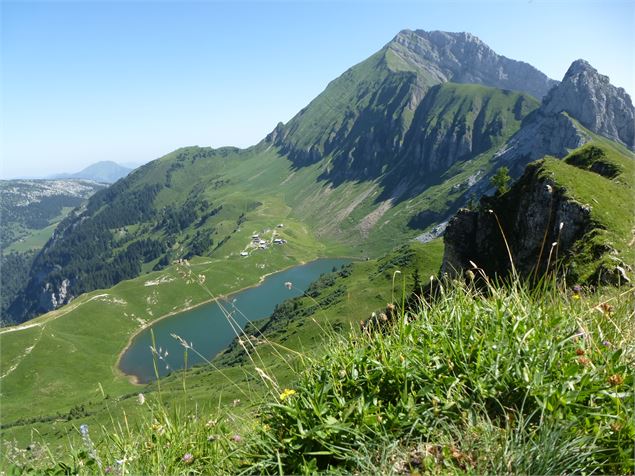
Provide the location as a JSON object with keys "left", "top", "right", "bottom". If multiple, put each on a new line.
{"left": 389, "top": 30, "right": 558, "bottom": 99}
{"left": 493, "top": 59, "right": 635, "bottom": 174}
{"left": 442, "top": 163, "right": 592, "bottom": 280}
{"left": 494, "top": 110, "right": 590, "bottom": 175}
{"left": 542, "top": 60, "right": 634, "bottom": 149}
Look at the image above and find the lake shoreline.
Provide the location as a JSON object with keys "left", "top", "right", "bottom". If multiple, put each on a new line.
{"left": 114, "top": 257, "right": 356, "bottom": 385}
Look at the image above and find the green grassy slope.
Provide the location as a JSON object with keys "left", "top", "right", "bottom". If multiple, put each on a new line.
{"left": 8, "top": 148, "right": 338, "bottom": 322}
{"left": 245, "top": 283, "right": 634, "bottom": 475}
{"left": 0, "top": 241, "right": 443, "bottom": 451}
{"left": 6, "top": 277, "right": 633, "bottom": 474}
{"left": 273, "top": 48, "right": 430, "bottom": 171}
{"left": 543, "top": 140, "right": 635, "bottom": 282}
{"left": 0, "top": 201, "right": 330, "bottom": 426}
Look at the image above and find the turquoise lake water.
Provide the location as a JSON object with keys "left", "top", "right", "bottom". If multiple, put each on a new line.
{"left": 119, "top": 259, "right": 351, "bottom": 383}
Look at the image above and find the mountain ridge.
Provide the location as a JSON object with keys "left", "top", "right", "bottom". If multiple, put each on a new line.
{"left": 387, "top": 30, "right": 557, "bottom": 98}
{"left": 268, "top": 29, "right": 556, "bottom": 179}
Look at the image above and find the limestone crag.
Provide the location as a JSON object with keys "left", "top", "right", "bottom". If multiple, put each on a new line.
{"left": 389, "top": 30, "right": 557, "bottom": 99}
{"left": 442, "top": 162, "right": 593, "bottom": 280}
{"left": 42, "top": 279, "right": 73, "bottom": 310}
{"left": 492, "top": 59, "right": 634, "bottom": 174}
{"left": 542, "top": 60, "right": 635, "bottom": 149}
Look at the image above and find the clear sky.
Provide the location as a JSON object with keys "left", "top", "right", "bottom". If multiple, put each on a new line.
{"left": 2, "top": 0, "right": 633, "bottom": 178}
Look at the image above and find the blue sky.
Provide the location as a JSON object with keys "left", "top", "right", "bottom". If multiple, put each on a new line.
{"left": 2, "top": 0, "right": 633, "bottom": 178}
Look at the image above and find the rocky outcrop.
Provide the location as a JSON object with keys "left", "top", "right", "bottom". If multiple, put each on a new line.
{"left": 442, "top": 141, "right": 634, "bottom": 286}
{"left": 42, "top": 279, "right": 73, "bottom": 310}
{"left": 442, "top": 162, "right": 592, "bottom": 280}
{"left": 542, "top": 60, "right": 634, "bottom": 149}
{"left": 388, "top": 30, "right": 557, "bottom": 99}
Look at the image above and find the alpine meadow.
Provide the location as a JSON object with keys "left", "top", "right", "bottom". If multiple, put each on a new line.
{"left": 1, "top": 11, "right": 634, "bottom": 476}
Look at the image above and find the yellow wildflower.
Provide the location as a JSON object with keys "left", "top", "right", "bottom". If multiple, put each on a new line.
{"left": 279, "top": 388, "right": 297, "bottom": 401}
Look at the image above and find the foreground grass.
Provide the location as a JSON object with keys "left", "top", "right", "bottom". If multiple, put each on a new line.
{"left": 7, "top": 278, "right": 633, "bottom": 474}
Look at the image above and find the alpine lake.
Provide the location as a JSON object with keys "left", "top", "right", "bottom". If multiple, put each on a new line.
{"left": 119, "top": 259, "right": 351, "bottom": 383}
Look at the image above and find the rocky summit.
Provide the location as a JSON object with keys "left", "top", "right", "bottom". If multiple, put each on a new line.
{"left": 388, "top": 30, "right": 557, "bottom": 99}
{"left": 493, "top": 59, "right": 635, "bottom": 175}
{"left": 542, "top": 59, "right": 635, "bottom": 149}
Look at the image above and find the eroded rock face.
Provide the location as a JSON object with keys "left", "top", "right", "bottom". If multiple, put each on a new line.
{"left": 390, "top": 30, "right": 557, "bottom": 99}
{"left": 399, "top": 85, "right": 534, "bottom": 175}
{"left": 542, "top": 60, "right": 635, "bottom": 149}
{"left": 492, "top": 59, "right": 635, "bottom": 175}
{"left": 494, "top": 110, "right": 590, "bottom": 175}
{"left": 40, "top": 279, "right": 73, "bottom": 311}
{"left": 37, "top": 278, "right": 74, "bottom": 314}
{"left": 441, "top": 163, "right": 592, "bottom": 279}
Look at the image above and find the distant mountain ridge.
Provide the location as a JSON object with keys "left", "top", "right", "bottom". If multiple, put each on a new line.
{"left": 50, "top": 161, "right": 132, "bottom": 183}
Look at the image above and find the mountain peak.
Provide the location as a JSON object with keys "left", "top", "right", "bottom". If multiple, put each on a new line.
{"left": 386, "top": 29, "right": 556, "bottom": 99}
{"left": 417, "top": 29, "right": 485, "bottom": 45}
{"left": 394, "top": 29, "right": 485, "bottom": 44}
{"left": 543, "top": 59, "right": 634, "bottom": 149}
{"left": 49, "top": 160, "right": 133, "bottom": 183}
{"left": 566, "top": 58, "right": 598, "bottom": 76}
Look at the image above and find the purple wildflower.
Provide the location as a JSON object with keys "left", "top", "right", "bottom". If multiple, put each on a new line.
{"left": 182, "top": 452, "right": 194, "bottom": 464}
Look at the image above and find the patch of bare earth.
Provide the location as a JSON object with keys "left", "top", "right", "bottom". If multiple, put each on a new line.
{"left": 357, "top": 179, "right": 409, "bottom": 237}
